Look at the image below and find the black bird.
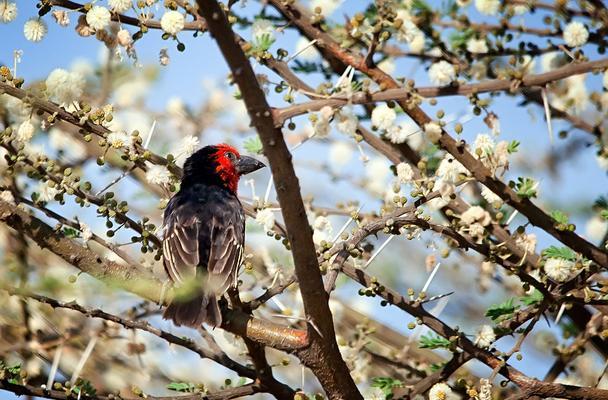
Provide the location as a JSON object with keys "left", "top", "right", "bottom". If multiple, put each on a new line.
{"left": 162, "top": 144, "right": 265, "bottom": 327}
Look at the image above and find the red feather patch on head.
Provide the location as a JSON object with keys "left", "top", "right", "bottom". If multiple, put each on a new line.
{"left": 212, "top": 144, "right": 241, "bottom": 193}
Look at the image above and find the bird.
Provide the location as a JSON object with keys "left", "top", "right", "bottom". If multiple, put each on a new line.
{"left": 161, "top": 144, "right": 265, "bottom": 328}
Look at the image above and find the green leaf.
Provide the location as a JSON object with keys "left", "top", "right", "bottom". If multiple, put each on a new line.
{"left": 542, "top": 246, "right": 576, "bottom": 261}
{"left": 449, "top": 28, "right": 475, "bottom": 49}
{"left": 429, "top": 361, "right": 447, "bottom": 372}
{"left": 419, "top": 333, "right": 451, "bottom": 349}
{"left": 411, "top": 0, "right": 432, "bottom": 13}
{"left": 63, "top": 227, "right": 80, "bottom": 238}
{"left": 601, "top": 209, "right": 608, "bottom": 221}
{"left": 514, "top": 177, "right": 537, "bottom": 199}
{"left": 252, "top": 33, "right": 275, "bottom": 52}
{"left": 594, "top": 196, "right": 608, "bottom": 209}
{"left": 550, "top": 210, "right": 569, "bottom": 225}
{"left": 520, "top": 289, "right": 543, "bottom": 306}
{"left": 72, "top": 379, "right": 97, "bottom": 396}
{"left": 243, "top": 136, "right": 264, "bottom": 155}
{"left": 485, "top": 298, "right": 519, "bottom": 322}
{"left": 167, "top": 382, "right": 196, "bottom": 393}
{"left": 371, "top": 377, "right": 403, "bottom": 399}
{"left": 507, "top": 140, "right": 520, "bottom": 154}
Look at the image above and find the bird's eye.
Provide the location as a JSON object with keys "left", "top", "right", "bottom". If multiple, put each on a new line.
{"left": 225, "top": 152, "right": 236, "bottom": 161}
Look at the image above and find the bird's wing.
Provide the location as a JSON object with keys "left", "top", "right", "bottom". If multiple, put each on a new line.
{"left": 163, "top": 194, "right": 245, "bottom": 295}
{"left": 207, "top": 212, "right": 245, "bottom": 293}
{"left": 163, "top": 203, "right": 201, "bottom": 285}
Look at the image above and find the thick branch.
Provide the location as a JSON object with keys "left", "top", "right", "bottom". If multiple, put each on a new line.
{"left": 194, "top": 1, "right": 362, "bottom": 398}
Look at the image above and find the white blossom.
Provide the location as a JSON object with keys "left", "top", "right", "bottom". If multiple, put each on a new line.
{"left": 585, "top": 216, "right": 607, "bottom": 241}
{"left": 86, "top": 6, "right": 111, "bottom": 30}
{"left": 563, "top": 21, "right": 588, "bottom": 48}
{"left": 387, "top": 121, "right": 418, "bottom": 144}
{"left": 396, "top": 19, "right": 422, "bottom": 44}
{"left": 460, "top": 205, "right": 491, "bottom": 226}
{"left": 313, "top": 119, "right": 330, "bottom": 138}
{"left": 106, "top": 131, "right": 130, "bottom": 148}
{"left": 371, "top": 104, "right": 396, "bottom": 131}
{"left": 396, "top": 163, "right": 414, "bottom": 184}
{"left": 79, "top": 222, "right": 93, "bottom": 242}
{"left": 52, "top": 10, "right": 70, "bottom": 26}
{"left": 146, "top": 165, "right": 171, "bottom": 185}
{"left": 310, "top": 0, "right": 342, "bottom": 16}
{"left": 409, "top": 33, "right": 425, "bottom": 53}
{"left": 466, "top": 38, "right": 488, "bottom": 54}
{"left": 424, "top": 121, "right": 442, "bottom": 143}
{"left": 0, "top": 2, "right": 17, "bottom": 23}
{"left": 435, "top": 179, "right": 455, "bottom": 202}
{"left": 16, "top": 120, "right": 35, "bottom": 142}
{"left": 479, "top": 379, "right": 493, "bottom": 400}
{"left": 38, "top": 183, "right": 60, "bottom": 202}
{"left": 516, "top": 233, "right": 537, "bottom": 254}
{"left": 117, "top": 29, "right": 132, "bottom": 47}
{"left": 45, "top": 68, "right": 85, "bottom": 105}
{"left": 513, "top": 5, "right": 529, "bottom": 15}
{"left": 335, "top": 108, "right": 358, "bottom": 136}
{"left": 468, "top": 222, "right": 485, "bottom": 242}
{"left": 174, "top": 135, "right": 200, "bottom": 166}
{"left": 329, "top": 141, "right": 353, "bottom": 171}
{"left": 255, "top": 208, "right": 275, "bottom": 231}
{"left": 160, "top": 10, "right": 185, "bottom": 35}
{"left": 108, "top": 0, "right": 132, "bottom": 13}
{"left": 474, "top": 325, "right": 496, "bottom": 348}
{"left": 603, "top": 70, "right": 608, "bottom": 90}
{"left": 474, "top": 133, "right": 495, "bottom": 156}
{"left": 436, "top": 155, "right": 467, "bottom": 183}
{"left": 251, "top": 19, "right": 274, "bottom": 41}
{"left": 475, "top": 0, "right": 500, "bottom": 16}
{"left": 24, "top": 18, "right": 47, "bottom": 42}
{"left": 481, "top": 185, "right": 502, "bottom": 205}
{"left": 0, "top": 190, "right": 15, "bottom": 205}
{"left": 312, "top": 215, "right": 333, "bottom": 245}
{"left": 428, "top": 61, "right": 456, "bottom": 86}
{"left": 544, "top": 257, "right": 576, "bottom": 282}
{"left": 385, "top": 125, "right": 407, "bottom": 144}
{"left": 429, "top": 383, "right": 457, "bottom": 400}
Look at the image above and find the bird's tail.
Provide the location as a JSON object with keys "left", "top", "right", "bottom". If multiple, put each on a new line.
{"left": 163, "top": 292, "right": 222, "bottom": 328}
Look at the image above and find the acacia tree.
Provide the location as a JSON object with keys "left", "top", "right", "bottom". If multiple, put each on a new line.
{"left": 1, "top": 0, "right": 608, "bottom": 399}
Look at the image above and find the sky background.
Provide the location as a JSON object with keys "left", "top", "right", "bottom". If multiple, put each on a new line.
{"left": 1, "top": 0, "right": 608, "bottom": 397}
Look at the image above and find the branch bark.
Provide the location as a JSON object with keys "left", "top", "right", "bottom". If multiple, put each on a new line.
{"left": 194, "top": 1, "right": 362, "bottom": 398}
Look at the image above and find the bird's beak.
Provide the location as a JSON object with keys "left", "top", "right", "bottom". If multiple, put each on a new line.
{"left": 236, "top": 156, "right": 265, "bottom": 175}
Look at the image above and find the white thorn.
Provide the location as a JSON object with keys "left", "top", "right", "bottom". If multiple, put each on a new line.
{"left": 47, "top": 343, "right": 64, "bottom": 390}
{"left": 421, "top": 262, "right": 441, "bottom": 294}
{"left": 541, "top": 87, "right": 553, "bottom": 145}
{"left": 554, "top": 303, "right": 566, "bottom": 325}
{"left": 506, "top": 210, "right": 519, "bottom": 225}
{"left": 286, "top": 39, "right": 318, "bottom": 63}
{"left": 263, "top": 174, "right": 274, "bottom": 204}
{"left": 363, "top": 235, "right": 395, "bottom": 269}
{"left": 144, "top": 119, "right": 157, "bottom": 149}
{"left": 70, "top": 334, "right": 99, "bottom": 386}
{"left": 331, "top": 204, "right": 364, "bottom": 243}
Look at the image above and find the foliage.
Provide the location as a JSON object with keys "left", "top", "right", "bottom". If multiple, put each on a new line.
{"left": 371, "top": 377, "right": 403, "bottom": 399}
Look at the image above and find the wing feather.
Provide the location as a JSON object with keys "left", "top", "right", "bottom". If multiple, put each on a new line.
{"left": 163, "top": 190, "right": 245, "bottom": 297}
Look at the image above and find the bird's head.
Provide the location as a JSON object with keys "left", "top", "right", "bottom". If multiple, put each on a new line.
{"left": 182, "top": 144, "right": 265, "bottom": 193}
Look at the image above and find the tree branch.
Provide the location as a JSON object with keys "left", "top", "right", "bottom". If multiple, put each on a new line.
{"left": 194, "top": 1, "right": 362, "bottom": 398}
